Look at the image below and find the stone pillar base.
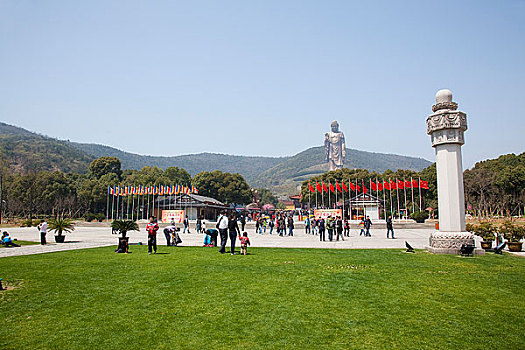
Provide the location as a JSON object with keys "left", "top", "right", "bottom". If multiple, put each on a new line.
{"left": 425, "top": 231, "right": 485, "bottom": 255}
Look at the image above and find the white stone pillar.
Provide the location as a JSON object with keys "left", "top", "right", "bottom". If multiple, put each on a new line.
{"left": 425, "top": 89, "right": 479, "bottom": 254}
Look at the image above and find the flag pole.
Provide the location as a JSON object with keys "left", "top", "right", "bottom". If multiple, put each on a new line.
{"left": 111, "top": 187, "right": 115, "bottom": 222}
{"left": 419, "top": 177, "right": 422, "bottom": 212}
{"left": 121, "top": 187, "right": 125, "bottom": 220}
{"left": 152, "top": 185, "right": 156, "bottom": 219}
{"left": 141, "top": 186, "right": 145, "bottom": 220}
{"left": 115, "top": 186, "right": 120, "bottom": 220}
{"left": 396, "top": 179, "right": 401, "bottom": 220}
{"left": 315, "top": 183, "right": 318, "bottom": 209}
{"left": 322, "top": 181, "right": 325, "bottom": 208}
{"left": 389, "top": 178, "right": 393, "bottom": 220}
{"left": 335, "top": 181, "right": 338, "bottom": 210}
{"left": 341, "top": 181, "right": 344, "bottom": 220}
{"left": 381, "top": 178, "right": 385, "bottom": 220}
{"left": 328, "top": 181, "right": 331, "bottom": 209}
{"left": 411, "top": 177, "right": 415, "bottom": 214}
{"left": 403, "top": 178, "right": 408, "bottom": 221}
{"left": 131, "top": 187, "right": 135, "bottom": 221}
{"left": 136, "top": 188, "right": 140, "bottom": 220}
{"left": 348, "top": 179, "right": 352, "bottom": 221}
{"left": 106, "top": 186, "right": 110, "bottom": 222}
{"left": 362, "top": 179, "right": 365, "bottom": 219}
{"left": 308, "top": 182, "right": 311, "bottom": 213}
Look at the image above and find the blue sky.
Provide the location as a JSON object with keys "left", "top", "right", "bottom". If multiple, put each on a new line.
{"left": 1, "top": 0, "right": 524, "bottom": 168}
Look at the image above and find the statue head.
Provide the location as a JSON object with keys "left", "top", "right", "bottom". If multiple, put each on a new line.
{"left": 330, "top": 120, "right": 339, "bottom": 132}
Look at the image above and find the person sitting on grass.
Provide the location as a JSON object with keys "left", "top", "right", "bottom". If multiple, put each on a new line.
{"left": 1, "top": 232, "right": 21, "bottom": 247}
{"left": 238, "top": 232, "right": 251, "bottom": 255}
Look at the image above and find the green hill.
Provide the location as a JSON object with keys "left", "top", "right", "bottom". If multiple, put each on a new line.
{"left": 252, "top": 146, "right": 432, "bottom": 195}
{"left": 71, "top": 142, "right": 286, "bottom": 184}
{"left": 0, "top": 122, "right": 431, "bottom": 194}
{"left": 0, "top": 122, "right": 93, "bottom": 173}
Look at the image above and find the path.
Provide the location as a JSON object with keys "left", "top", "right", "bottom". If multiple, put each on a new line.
{"left": 0, "top": 224, "right": 487, "bottom": 258}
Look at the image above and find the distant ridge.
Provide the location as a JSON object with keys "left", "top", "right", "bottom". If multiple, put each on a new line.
{"left": 0, "top": 122, "right": 432, "bottom": 194}
{"left": 71, "top": 142, "right": 286, "bottom": 183}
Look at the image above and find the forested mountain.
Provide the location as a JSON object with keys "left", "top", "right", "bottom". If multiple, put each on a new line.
{"left": 0, "top": 122, "right": 93, "bottom": 173}
{"left": 0, "top": 122, "right": 431, "bottom": 194}
{"left": 252, "top": 146, "right": 432, "bottom": 195}
{"left": 70, "top": 142, "right": 286, "bottom": 184}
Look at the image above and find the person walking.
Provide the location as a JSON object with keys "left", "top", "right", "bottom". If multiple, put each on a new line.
{"left": 183, "top": 215, "right": 190, "bottom": 233}
{"left": 278, "top": 217, "right": 285, "bottom": 236}
{"left": 319, "top": 218, "right": 326, "bottom": 241}
{"left": 336, "top": 216, "right": 344, "bottom": 241}
{"left": 228, "top": 213, "right": 240, "bottom": 255}
{"left": 386, "top": 216, "right": 395, "bottom": 238}
{"left": 255, "top": 218, "right": 260, "bottom": 234}
{"left": 364, "top": 216, "right": 372, "bottom": 237}
{"left": 327, "top": 216, "right": 335, "bottom": 241}
{"left": 146, "top": 216, "right": 159, "bottom": 255}
{"left": 305, "top": 216, "right": 310, "bottom": 234}
{"left": 217, "top": 211, "right": 229, "bottom": 254}
{"left": 268, "top": 218, "right": 274, "bottom": 235}
{"left": 359, "top": 219, "right": 366, "bottom": 236}
{"left": 37, "top": 219, "right": 48, "bottom": 245}
{"left": 344, "top": 219, "right": 350, "bottom": 237}
{"left": 287, "top": 216, "right": 294, "bottom": 236}
{"left": 240, "top": 215, "right": 246, "bottom": 231}
{"left": 196, "top": 217, "right": 202, "bottom": 233}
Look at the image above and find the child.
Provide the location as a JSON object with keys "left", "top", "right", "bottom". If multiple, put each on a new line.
{"left": 238, "top": 232, "right": 251, "bottom": 255}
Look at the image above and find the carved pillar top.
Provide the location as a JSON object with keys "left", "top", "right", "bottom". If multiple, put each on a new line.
{"left": 426, "top": 89, "right": 468, "bottom": 147}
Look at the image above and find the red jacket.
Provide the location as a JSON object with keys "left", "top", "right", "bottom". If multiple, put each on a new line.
{"left": 146, "top": 222, "right": 159, "bottom": 235}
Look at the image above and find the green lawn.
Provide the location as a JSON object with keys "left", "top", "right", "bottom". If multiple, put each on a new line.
{"left": 0, "top": 240, "right": 40, "bottom": 248}
{"left": 0, "top": 247, "right": 524, "bottom": 349}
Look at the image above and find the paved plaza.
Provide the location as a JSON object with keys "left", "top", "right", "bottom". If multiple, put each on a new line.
{"left": 0, "top": 222, "right": 489, "bottom": 258}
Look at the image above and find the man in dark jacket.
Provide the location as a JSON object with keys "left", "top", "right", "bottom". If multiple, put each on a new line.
{"left": 287, "top": 216, "right": 294, "bottom": 236}
{"left": 364, "top": 216, "right": 372, "bottom": 237}
{"left": 228, "top": 214, "right": 240, "bottom": 255}
{"left": 318, "top": 218, "right": 326, "bottom": 241}
{"left": 240, "top": 215, "right": 246, "bottom": 231}
{"left": 386, "top": 216, "right": 394, "bottom": 238}
{"left": 336, "top": 217, "right": 344, "bottom": 241}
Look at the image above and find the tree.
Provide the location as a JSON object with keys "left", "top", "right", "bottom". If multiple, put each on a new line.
{"left": 193, "top": 171, "right": 251, "bottom": 205}
{"left": 258, "top": 188, "right": 278, "bottom": 206}
{"left": 164, "top": 167, "right": 191, "bottom": 185}
{"left": 89, "top": 157, "right": 122, "bottom": 179}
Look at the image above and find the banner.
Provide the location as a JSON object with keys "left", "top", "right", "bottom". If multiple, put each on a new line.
{"left": 314, "top": 209, "right": 342, "bottom": 220}
{"left": 161, "top": 210, "right": 185, "bottom": 224}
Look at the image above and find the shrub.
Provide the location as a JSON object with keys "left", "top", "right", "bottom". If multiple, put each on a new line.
{"left": 499, "top": 221, "right": 525, "bottom": 243}
{"left": 467, "top": 222, "right": 495, "bottom": 241}
{"left": 48, "top": 217, "right": 75, "bottom": 236}
{"left": 411, "top": 211, "right": 428, "bottom": 223}
{"left": 20, "top": 219, "right": 34, "bottom": 227}
{"left": 111, "top": 220, "right": 139, "bottom": 238}
{"left": 95, "top": 213, "right": 106, "bottom": 222}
